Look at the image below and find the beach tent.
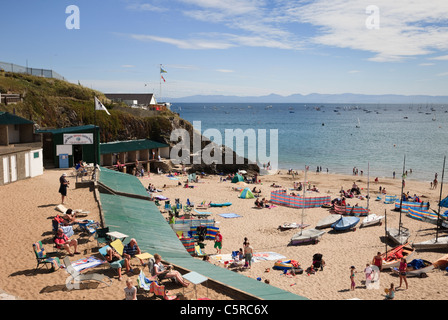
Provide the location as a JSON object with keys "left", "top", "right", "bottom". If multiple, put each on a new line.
{"left": 239, "top": 187, "right": 255, "bottom": 199}
{"left": 231, "top": 174, "right": 244, "bottom": 183}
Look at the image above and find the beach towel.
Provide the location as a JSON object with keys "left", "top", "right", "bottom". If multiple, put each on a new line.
{"left": 193, "top": 209, "right": 212, "bottom": 217}
{"left": 218, "top": 213, "right": 242, "bottom": 218}
{"left": 71, "top": 257, "right": 106, "bottom": 272}
{"left": 252, "top": 252, "right": 287, "bottom": 262}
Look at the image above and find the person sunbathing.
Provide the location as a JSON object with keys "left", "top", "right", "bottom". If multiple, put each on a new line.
{"left": 152, "top": 254, "right": 189, "bottom": 287}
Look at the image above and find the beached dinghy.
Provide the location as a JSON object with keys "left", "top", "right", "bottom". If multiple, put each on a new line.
{"left": 290, "top": 229, "right": 325, "bottom": 245}
{"left": 413, "top": 236, "right": 448, "bottom": 251}
{"left": 381, "top": 244, "right": 415, "bottom": 269}
{"left": 331, "top": 216, "right": 360, "bottom": 231}
{"left": 316, "top": 214, "right": 341, "bottom": 229}
{"left": 209, "top": 202, "right": 232, "bottom": 207}
{"left": 386, "top": 226, "right": 410, "bottom": 245}
{"left": 391, "top": 259, "right": 434, "bottom": 278}
{"left": 278, "top": 222, "right": 310, "bottom": 231}
{"left": 360, "top": 214, "right": 384, "bottom": 228}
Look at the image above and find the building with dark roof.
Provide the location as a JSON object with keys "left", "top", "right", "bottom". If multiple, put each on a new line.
{"left": 36, "top": 125, "right": 100, "bottom": 169}
{"left": 105, "top": 93, "right": 171, "bottom": 110}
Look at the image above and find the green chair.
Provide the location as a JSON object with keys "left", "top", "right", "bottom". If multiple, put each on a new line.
{"left": 32, "top": 241, "right": 61, "bottom": 272}
{"left": 95, "top": 227, "right": 110, "bottom": 247}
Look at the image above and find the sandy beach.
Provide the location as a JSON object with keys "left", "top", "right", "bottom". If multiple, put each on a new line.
{"left": 1, "top": 167, "right": 447, "bottom": 300}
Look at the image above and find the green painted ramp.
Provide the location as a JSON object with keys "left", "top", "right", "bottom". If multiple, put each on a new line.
{"left": 98, "top": 169, "right": 306, "bottom": 300}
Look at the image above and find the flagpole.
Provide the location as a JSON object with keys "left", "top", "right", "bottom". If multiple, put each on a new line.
{"left": 159, "top": 64, "right": 162, "bottom": 103}
{"left": 93, "top": 96, "right": 97, "bottom": 180}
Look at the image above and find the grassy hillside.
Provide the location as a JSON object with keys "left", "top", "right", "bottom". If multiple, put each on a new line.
{"left": 0, "top": 71, "right": 184, "bottom": 143}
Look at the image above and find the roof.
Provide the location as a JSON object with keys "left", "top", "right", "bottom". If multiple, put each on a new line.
{"left": 35, "top": 125, "right": 97, "bottom": 134}
{"left": 97, "top": 167, "right": 306, "bottom": 300}
{"left": 98, "top": 167, "right": 150, "bottom": 198}
{"left": 100, "top": 139, "right": 169, "bottom": 155}
{"left": 105, "top": 93, "right": 155, "bottom": 105}
{"left": 0, "top": 111, "right": 35, "bottom": 125}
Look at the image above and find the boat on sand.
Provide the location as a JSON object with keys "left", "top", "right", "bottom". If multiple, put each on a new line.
{"left": 381, "top": 244, "right": 415, "bottom": 269}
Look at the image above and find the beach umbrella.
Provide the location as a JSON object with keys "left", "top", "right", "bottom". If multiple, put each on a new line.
{"left": 239, "top": 187, "right": 255, "bottom": 199}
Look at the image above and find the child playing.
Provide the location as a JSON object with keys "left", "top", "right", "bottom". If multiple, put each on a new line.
{"left": 385, "top": 283, "right": 395, "bottom": 300}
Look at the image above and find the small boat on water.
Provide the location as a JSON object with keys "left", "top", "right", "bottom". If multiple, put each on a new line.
{"left": 331, "top": 216, "right": 360, "bottom": 231}
{"left": 316, "top": 214, "right": 341, "bottom": 229}
{"left": 391, "top": 259, "right": 434, "bottom": 278}
{"left": 290, "top": 229, "right": 325, "bottom": 245}
{"left": 387, "top": 226, "right": 411, "bottom": 245}
{"left": 360, "top": 214, "right": 384, "bottom": 228}
{"left": 381, "top": 244, "right": 415, "bottom": 269}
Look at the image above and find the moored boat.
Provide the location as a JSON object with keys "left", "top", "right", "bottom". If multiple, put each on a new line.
{"left": 381, "top": 244, "right": 415, "bottom": 269}
{"left": 412, "top": 236, "right": 448, "bottom": 251}
{"left": 331, "top": 216, "right": 359, "bottom": 231}
{"left": 360, "top": 214, "right": 384, "bottom": 228}
{"left": 290, "top": 229, "right": 325, "bottom": 245}
{"left": 386, "top": 226, "right": 410, "bottom": 245}
{"left": 391, "top": 259, "right": 434, "bottom": 278}
{"left": 316, "top": 214, "right": 341, "bottom": 229}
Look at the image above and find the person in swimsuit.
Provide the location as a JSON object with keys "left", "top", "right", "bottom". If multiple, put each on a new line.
{"left": 397, "top": 258, "right": 408, "bottom": 290}
{"left": 350, "top": 266, "right": 357, "bottom": 290}
{"left": 372, "top": 252, "right": 383, "bottom": 271}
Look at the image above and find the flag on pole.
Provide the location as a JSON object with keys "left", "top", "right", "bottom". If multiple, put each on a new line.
{"left": 160, "top": 66, "right": 167, "bottom": 74}
{"left": 94, "top": 96, "right": 111, "bottom": 115}
{"left": 161, "top": 75, "right": 166, "bottom": 82}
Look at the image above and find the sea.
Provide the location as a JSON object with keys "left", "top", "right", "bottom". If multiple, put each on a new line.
{"left": 173, "top": 102, "right": 448, "bottom": 183}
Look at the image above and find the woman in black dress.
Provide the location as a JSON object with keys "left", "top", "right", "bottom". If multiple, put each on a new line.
{"left": 59, "top": 173, "right": 69, "bottom": 204}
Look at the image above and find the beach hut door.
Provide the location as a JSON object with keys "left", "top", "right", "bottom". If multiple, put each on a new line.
{"left": 10, "top": 155, "right": 17, "bottom": 182}
{"left": 3, "top": 157, "right": 9, "bottom": 183}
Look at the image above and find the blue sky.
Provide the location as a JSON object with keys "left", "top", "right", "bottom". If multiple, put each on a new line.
{"left": 2, "top": 0, "right": 448, "bottom": 99}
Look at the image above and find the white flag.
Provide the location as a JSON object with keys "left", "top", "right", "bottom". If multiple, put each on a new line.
{"left": 95, "top": 96, "right": 110, "bottom": 115}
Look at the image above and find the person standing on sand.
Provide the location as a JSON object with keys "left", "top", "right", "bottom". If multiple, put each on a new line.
{"left": 397, "top": 258, "right": 408, "bottom": 290}
{"left": 58, "top": 173, "right": 69, "bottom": 204}
{"left": 350, "top": 266, "right": 357, "bottom": 290}
{"left": 214, "top": 230, "right": 223, "bottom": 254}
{"left": 372, "top": 252, "right": 383, "bottom": 271}
{"left": 244, "top": 242, "right": 253, "bottom": 269}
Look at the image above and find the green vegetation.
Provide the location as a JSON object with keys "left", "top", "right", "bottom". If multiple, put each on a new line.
{"left": 0, "top": 71, "right": 184, "bottom": 144}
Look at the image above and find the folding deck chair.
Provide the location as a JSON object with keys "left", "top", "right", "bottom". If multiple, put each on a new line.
{"left": 32, "top": 241, "right": 62, "bottom": 272}
{"left": 150, "top": 281, "right": 178, "bottom": 300}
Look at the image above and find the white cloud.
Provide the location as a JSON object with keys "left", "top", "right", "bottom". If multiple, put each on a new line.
{"left": 126, "top": 3, "right": 167, "bottom": 12}
{"left": 419, "top": 63, "right": 435, "bottom": 66}
{"left": 216, "top": 69, "right": 234, "bottom": 73}
{"left": 348, "top": 70, "right": 360, "bottom": 74}
{"left": 125, "top": 1, "right": 448, "bottom": 62}
{"left": 288, "top": 0, "right": 448, "bottom": 62}
{"left": 121, "top": 65, "right": 135, "bottom": 68}
{"left": 430, "top": 55, "right": 448, "bottom": 61}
